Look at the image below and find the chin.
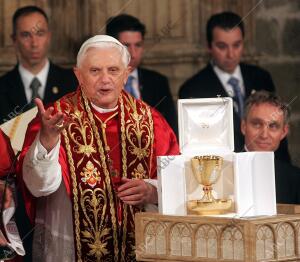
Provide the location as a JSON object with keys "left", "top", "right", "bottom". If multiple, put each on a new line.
{"left": 255, "top": 146, "right": 272, "bottom": 152}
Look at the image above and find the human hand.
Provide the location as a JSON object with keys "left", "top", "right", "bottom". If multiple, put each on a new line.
{"left": 117, "top": 178, "right": 157, "bottom": 206}
{"left": 0, "top": 183, "right": 13, "bottom": 211}
{"left": 0, "top": 234, "right": 8, "bottom": 246}
{"left": 35, "top": 98, "right": 68, "bottom": 152}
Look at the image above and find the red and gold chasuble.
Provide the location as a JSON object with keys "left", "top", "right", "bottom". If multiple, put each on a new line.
{"left": 55, "top": 90, "right": 154, "bottom": 262}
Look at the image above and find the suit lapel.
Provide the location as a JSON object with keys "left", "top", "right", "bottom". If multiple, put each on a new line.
{"left": 240, "top": 64, "right": 253, "bottom": 98}
{"left": 137, "top": 67, "right": 150, "bottom": 100}
{"left": 44, "top": 62, "right": 64, "bottom": 104}
{"left": 44, "top": 62, "right": 55, "bottom": 103}
{"left": 7, "top": 66, "right": 28, "bottom": 107}
{"left": 207, "top": 64, "right": 228, "bottom": 97}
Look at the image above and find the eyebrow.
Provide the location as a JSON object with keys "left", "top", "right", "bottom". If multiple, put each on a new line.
{"left": 250, "top": 117, "right": 281, "bottom": 125}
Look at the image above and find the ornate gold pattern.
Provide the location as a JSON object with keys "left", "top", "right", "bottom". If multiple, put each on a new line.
{"left": 56, "top": 99, "right": 83, "bottom": 261}
{"left": 80, "top": 161, "right": 101, "bottom": 188}
{"left": 132, "top": 163, "right": 147, "bottom": 179}
{"left": 56, "top": 90, "right": 154, "bottom": 261}
{"left": 82, "top": 92, "right": 119, "bottom": 261}
{"left": 79, "top": 184, "right": 111, "bottom": 260}
{"left": 67, "top": 108, "right": 97, "bottom": 168}
{"left": 124, "top": 95, "right": 152, "bottom": 169}
{"left": 119, "top": 95, "right": 130, "bottom": 261}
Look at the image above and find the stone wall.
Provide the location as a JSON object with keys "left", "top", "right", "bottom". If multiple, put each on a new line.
{"left": 0, "top": 0, "right": 299, "bottom": 166}
{"left": 255, "top": 0, "right": 300, "bottom": 166}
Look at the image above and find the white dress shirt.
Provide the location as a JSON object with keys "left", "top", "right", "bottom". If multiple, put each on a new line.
{"left": 212, "top": 63, "right": 245, "bottom": 97}
{"left": 128, "top": 68, "right": 141, "bottom": 99}
{"left": 18, "top": 60, "right": 50, "bottom": 103}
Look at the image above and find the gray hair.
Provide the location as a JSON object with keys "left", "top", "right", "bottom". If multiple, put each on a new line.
{"left": 76, "top": 35, "right": 131, "bottom": 68}
{"left": 243, "top": 90, "right": 291, "bottom": 125}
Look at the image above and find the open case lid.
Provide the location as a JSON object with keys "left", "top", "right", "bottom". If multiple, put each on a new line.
{"left": 178, "top": 97, "right": 234, "bottom": 154}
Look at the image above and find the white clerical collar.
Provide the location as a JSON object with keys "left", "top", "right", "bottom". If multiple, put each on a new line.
{"left": 91, "top": 103, "right": 118, "bottom": 113}
{"left": 18, "top": 60, "right": 50, "bottom": 102}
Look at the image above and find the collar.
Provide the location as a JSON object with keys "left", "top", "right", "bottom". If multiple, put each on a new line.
{"left": 212, "top": 61, "right": 242, "bottom": 83}
{"left": 18, "top": 59, "right": 50, "bottom": 89}
{"left": 211, "top": 61, "right": 245, "bottom": 96}
{"left": 91, "top": 103, "right": 118, "bottom": 113}
{"left": 129, "top": 68, "right": 138, "bottom": 79}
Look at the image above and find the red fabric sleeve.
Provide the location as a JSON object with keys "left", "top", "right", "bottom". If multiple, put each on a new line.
{"left": 0, "top": 129, "right": 15, "bottom": 176}
{"left": 150, "top": 108, "right": 180, "bottom": 179}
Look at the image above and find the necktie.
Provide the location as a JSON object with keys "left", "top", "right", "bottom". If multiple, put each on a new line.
{"left": 228, "top": 77, "right": 244, "bottom": 118}
{"left": 124, "top": 75, "right": 138, "bottom": 98}
{"left": 29, "top": 77, "right": 41, "bottom": 108}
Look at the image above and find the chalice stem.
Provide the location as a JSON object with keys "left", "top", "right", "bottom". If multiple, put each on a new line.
{"left": 201, "top": 185, "right": 216, "bottom": 202}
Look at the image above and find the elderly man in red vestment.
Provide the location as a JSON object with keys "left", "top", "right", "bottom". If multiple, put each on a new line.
{"left": 19, "top": 35, "right": 179, "bottom": 261}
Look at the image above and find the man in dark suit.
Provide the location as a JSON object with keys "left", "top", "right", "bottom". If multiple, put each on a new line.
{"left": 0, "top": 5, "right": 77, "bottom": 124}
{"left": 0, "top": 6, "right": 78, "bottom": 261}
{"left": 106, "top": 14, "right": 177, "bottom": 135}
{"left": 241, "top": 90, "right": 300, "bottom": 204}
{"left": 178, "top": 12, "right": 284, "bottom": 155}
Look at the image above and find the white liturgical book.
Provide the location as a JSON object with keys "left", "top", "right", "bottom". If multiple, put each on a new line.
{"left": 0, "top": 107, "right": 38, "bottom": 151}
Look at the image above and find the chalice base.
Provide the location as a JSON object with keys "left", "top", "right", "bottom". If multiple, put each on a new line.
{"left": 187, "top": 199, "right": 233, "bottom": 215}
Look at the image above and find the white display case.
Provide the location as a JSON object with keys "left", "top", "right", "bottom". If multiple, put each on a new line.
{"left": 157, "top": 98, "right": 276, "bottom": 217}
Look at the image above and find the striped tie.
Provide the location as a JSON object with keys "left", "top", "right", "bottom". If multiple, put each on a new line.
{"left": 29, "top": 77, "right": 41, "bottom": 108}
{"left": 228, "top": 77, "right": 244, "bottom": 118}
{"left": 124, "top": 75, "right": 138, "bottom": 98}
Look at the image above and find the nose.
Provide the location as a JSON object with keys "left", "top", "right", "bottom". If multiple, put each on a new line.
{"left": 30, "top": 34, "right": 39, "bottom": 47}
{"left": 100, "top": 70, "right": 110, "bottom": 83}
{"left": 128, "top": 46, "right": 137, "bottom": 59}
{"left": 259, "top": 125, "right": 269, "bottom": 139}
{"left": 227, "top": 46, "right": 234, "bottom": 59}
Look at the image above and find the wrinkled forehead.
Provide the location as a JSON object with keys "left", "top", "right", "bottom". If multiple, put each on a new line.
{"left": 248, "top": 103, "right": 285, "bottom": 122}
{"left": 79, "top": 46, "right": 124, "bottom": 69}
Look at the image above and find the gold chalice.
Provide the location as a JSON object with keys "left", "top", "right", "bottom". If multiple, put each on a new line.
{"left": 188, "top": 155, "right": 232, "bottom": 215}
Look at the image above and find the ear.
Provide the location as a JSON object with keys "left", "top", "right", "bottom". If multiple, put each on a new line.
{"left": 280, "top": 124, "right": 289, "bottom": 140}
{"left": 241, "top": 119, "right": 246, "bottom": 136}
{"left": 48, "top": 31, "right": 52, "bottom": 41}
{"left": 207, "top": 44, "right": 212, "bottom": 54}
{"left": 11, "top": 34, "right": 16, "bottom": 42}
{"left": 127, "top": 65, "right": 133, "bottom": 73}
{"left": 123, "top": 67, "right": 130, "bottom": 85}
{"left": 73, "top": 67, "right": 82, "bottom": 84}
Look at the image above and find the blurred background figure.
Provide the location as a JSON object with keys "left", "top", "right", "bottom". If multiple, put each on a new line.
{"left": 241, "top": 90, "right": 300, "bottom": 204}
{"left": 178, "top": 11, "right": 288, "bottom": 156}
{"left": 106, "top": 14, "right": 178, "bottom": 135}
{"left": 0, "top": 5, "right": 77, "bottom": 124}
